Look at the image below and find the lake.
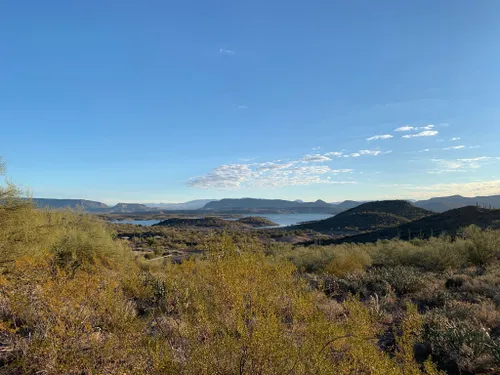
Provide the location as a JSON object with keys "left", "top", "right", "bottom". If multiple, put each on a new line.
{"left": 111, "top": 213, "right": 333, "bottom": 228}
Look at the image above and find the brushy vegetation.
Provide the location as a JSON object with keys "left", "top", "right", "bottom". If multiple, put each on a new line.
{"left": 268, "top": 230, "right": 500, "bottom": 374}
{"left": 1, "top": 161, "right": 500, "bottom": 374}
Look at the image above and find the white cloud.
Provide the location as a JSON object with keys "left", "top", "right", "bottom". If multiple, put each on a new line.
{"left": 442, "top": 145, "right": 466, "bottom": 151}
{"left": 367, "top": 134, "right": 393, "bottom": 141}
{"left": 402, "top": 130, "right": 439, "bottom": 138}
{"left": 237, "top": 104, "right": 248, "bottom": 110}
{"left": 188, "top": 159, "right": 354, "bottom": 189}
{"left": 419, "top": 149, "right": 430, "bottom": 152}
{"left": 395, "top": 124, "right": 434, "bottom": 132}
{"left": 301, "top": 154, "right": 331, "bottom": 163}
{"left": 219, "top": 48, "right": 235, "bottom": 55}
{"left": 350, "top": 153, "right": 361, "bottom": 157}
{"left": 324, "top": 151, "right": 343, "bottom": 157}
{"left": 359, "top": 149, "right": 382, "bottom": 156}
{"left": 187, "top": 164, "right": 256, "bottom": 189}
{"left": 395, "top": 126, "right": 414, "bottom": 132}
{"left": 428, "top": 156, "right": 497, "bottom": 174}
{"left": 457, "top": 157, "right": 492, "bottom": 162}
{"left": 451, "top": 137, "right": 461, "bottom": 141}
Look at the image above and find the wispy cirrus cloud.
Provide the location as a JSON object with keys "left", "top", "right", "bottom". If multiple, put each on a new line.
{"left": 301, "top": 154, "right": 331, "bottom": 163}
{"left": 325, "top": 149, "right": 390, "bottom": 158}
{"left": 395, "top": 124, "right": 435, "bottom": 132}
{"left": 324, "top": 151, "right": 343, "bottom": 157}
{"left": 442, "top": 145, "right": 466, "bottom": 151}
{"left": 219, "top": 48, "right": 235, "bottom": 55}
{"left": 402, "top": 130, "right": 439, "bottom": 138}
{"left": 359, "top": 149, "right": 381, "bottom": 156}
{"left": 428, "top": 156, "right": 498, "bottom": 174}
{"left": 367, "top": 134, "right": 393, "bottom": 141}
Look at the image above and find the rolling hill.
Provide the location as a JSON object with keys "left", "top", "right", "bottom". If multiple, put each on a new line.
{"left": 326, "top": 206, "right": 500, "bottom": 244}
{"left": 292, "top": 200, "right": 433, "bottom": 233}
{"left": 153, "top": 216, "right": 278, "bottom": 229}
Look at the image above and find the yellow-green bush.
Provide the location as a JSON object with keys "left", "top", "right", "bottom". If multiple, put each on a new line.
{"left": 323, "top": 246, "right": 372, "bottom": 276}
{"left": 144, "top": 237, "right": 438, "bottom": 374}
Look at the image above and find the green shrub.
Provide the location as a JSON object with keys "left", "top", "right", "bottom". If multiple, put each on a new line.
{"left": 424, "top": 313, "right": 497, "bottom": 374}
{"left": 323, "top": 246, "right": 372, "bottom": 276}
{"left": 459, "top": 225, "right": 500, "bottom": 266}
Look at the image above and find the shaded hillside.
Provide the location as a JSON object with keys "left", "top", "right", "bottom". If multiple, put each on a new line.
{"left": 328, "top": 206, "right": 500, "bottom": 244}
{"left": 292, "top": 200, "right": 433, "bottom": 233}
{"left": 154, "top": 217, "right": 241, "bottom": 229}
{"left": 153, "top": 216, "right": 280, "bottom": 229}
{"left": 202, "top": 198, "right": 340, "bottom": 214}
{"left": 415, "top": 194, "right": 500, "bottom": 212}
{"left": 30, "top": 198, "right": 108, "bottom": 210}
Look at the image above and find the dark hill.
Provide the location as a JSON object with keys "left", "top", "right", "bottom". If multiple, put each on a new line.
{"left": 292, "top": 200, "right": 433, "bottom": 233}
{"left": 327, "top": 206, "right": 500, "bottom": 244}
{"left": 343, "top": 200, "right": 433, "bottom": 220}
{"left": 414, "top": 194, "right": 500, "bottom": 212}
{"left": 236, "top": 216, "right": 279, "bottom": 227}
{"left": 153, "top": 217, "right": 258, "bottom": 229}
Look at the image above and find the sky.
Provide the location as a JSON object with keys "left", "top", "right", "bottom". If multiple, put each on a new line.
{"left": 1, "top": 0, "right": 500, "bottom": 204}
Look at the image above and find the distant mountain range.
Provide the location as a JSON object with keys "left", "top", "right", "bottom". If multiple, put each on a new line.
{"left": 202, "top": 198, "right": 339, "bottom": 214}
{"left": 147, "top": 199, "right": 217, "bottom": 210}
{"left": 414, "top": 195, "right": 500, "bottom": 212}
{"left": 25, "top": 194, "right": 500, "bottom": 215}
{"left": 31, "top": 198, "right": 109, "bottom": 210}
{"left": 30, "top": 199, "right": 151, "bottom": 213}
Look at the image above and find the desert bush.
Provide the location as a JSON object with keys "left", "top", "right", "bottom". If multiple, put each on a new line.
{"left": 459, "top": 225, "right": 500, "bottom": 266}
{"left": 145, "top": 249, "right": 439, "bottom": 374}
{"left": 370, "top": 266, "right": 428, "bottom": 296}
{"left": 424, "top": 312, "right": 499, "bottom": 374}
{"left": 323, "top": 246, "right": 372, "bottom": 276}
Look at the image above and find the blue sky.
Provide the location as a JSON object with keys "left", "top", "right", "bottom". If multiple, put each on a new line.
{"left": 1, "top": 0, "right": 500, "bottom": 204}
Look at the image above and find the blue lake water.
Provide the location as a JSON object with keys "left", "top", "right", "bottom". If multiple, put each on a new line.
{"left": 111, "top": 213, "right": 333, "bottom": 228}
